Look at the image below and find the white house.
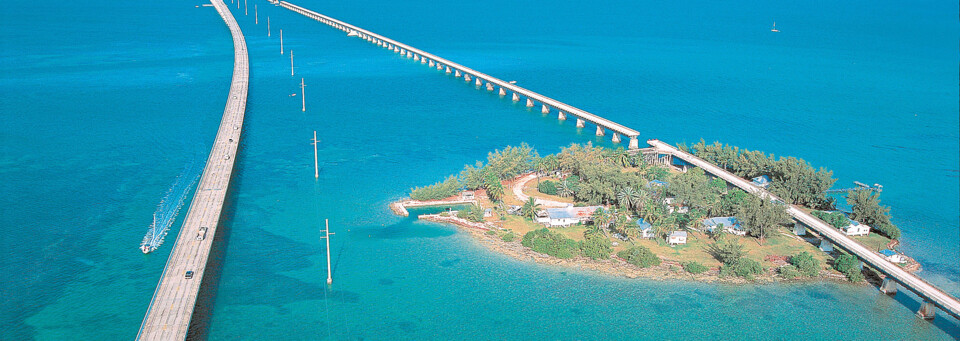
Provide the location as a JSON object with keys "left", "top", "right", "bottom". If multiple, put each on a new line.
{"left": 668, "top": 231, "right": 687, "bottom": 245}
{"left": 702, "top": 217, "right": 746, "bottom": 236}
{"left": 880, "top": 249, "right": 905, "bottom": 263}
{"left": 635, "top": 218, "right": 655, "bottom": 239}
{"left": 663, "top": 197, "right": 689, "bottom": 214}
{"left": 840, "top": 218, "right": 870, "bottom": 236}
{"left": 537, "top": 205, "right": 603, "bottom": 227}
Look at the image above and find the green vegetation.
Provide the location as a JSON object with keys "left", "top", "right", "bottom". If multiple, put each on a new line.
{"left": 486, "top": 230, "right": 497, "bottom": 235}
{"left": 736, "top": 195, "right": 790, "bottom": 245}
{"left": 457, "top": 205, "right": 485, "bottom": 223}
{"left": 790, "top": 251, "right": 821, "bottom": 277}
{"left": 521, "top": 197, "right": 541, "bottom": 221}
{"left": 706, "top": 239, "right": 746, "bottom": 265}
{"left": 501, "top": 233, "right": 516, "bottom": 242}
{"left": 410, "top": 175, "right": 461, "bottom": 201}
{"left": 521, "top": 228, "right": 580, "bottom": 259}
{"left": 847, "top": 191, "right": 900, "bottom": 240}
{"left": 684, "top": 261, "right": 709, "bottom": 274}
{"left": 778, "top": 265, "right": 801, "bottom": 279}
{"left": 812, "top": 210, "right": 849, "bottom": 229}
{"left": 618, "top": 246, "right": 661, "bottom": 268}
{"left": 690, "top": 140, "right": 836, "bottom": 209}
{"left": 721, "top": 258, "right": 765, "bottom": 280}
{"left": 833, "top": 253, "right": 865, "bottom": 282}
{"left": 580, "top": 232, "right": 613, "bottom": 260}
{"left": 538, "top": 180, "right": 558, "bottom": 195}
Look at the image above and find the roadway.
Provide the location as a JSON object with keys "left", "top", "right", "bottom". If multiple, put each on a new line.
{"left": 647, "top": 139, "right": 960, "bottom": 320}
{"left": 136, "top": 0, "right": 248, "bottom": 339}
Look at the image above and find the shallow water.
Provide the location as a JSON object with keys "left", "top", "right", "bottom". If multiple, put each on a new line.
{"left": 1, "top": 0, "right": 957, "bottom": 339}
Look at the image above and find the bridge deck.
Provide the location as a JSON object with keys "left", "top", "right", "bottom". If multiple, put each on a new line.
{"left": 279, "top": 1, "right": 639, "bottom": 138}
{"left": 647, "top": 139, "right": 960, "bottom": 320}
{"left": 136, "top": 0, "right": 248, "bottom": 339}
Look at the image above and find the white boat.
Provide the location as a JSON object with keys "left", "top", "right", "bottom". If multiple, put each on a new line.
{"left": 771, "top": 22, "right": 779, "bottom": 32}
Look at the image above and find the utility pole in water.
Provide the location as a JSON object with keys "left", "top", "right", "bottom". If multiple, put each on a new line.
{"left": 322, "top": 219, "right": 335, "bottom": 285}
{"left": 280, "top": 29, "right": 284, "bottom": 55}
{"left": 290, "top": 50, "right": 295, "bottom": 76}
{"left": 267, "top": 17, "right": 270, "bottom": 36}
{"left": 255, "top": 4, "right": 258, "bottom": 24}
{"left": 312, "top": 131, "right": 319, "bottom": 178}
{"left": 300, "top": 78, "right": 306, "bottom": 112}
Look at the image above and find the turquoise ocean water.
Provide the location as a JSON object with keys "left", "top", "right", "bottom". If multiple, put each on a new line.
{"left": 1, "top": 0, "right": 958, "bottom": 339}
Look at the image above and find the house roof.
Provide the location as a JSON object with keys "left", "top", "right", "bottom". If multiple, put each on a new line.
{"left": 646, "top": 180, "right": 669, "bottom": 188}
{"left": 546, "top": 206, "right": 602, "bottom": 220}
{"left": 669, "top": 231, "right": 687, "bottom": 238}
{"left": 879, "top": 249, "right": 897, "bottom": 257}
{"left": 751, "top": 175, "right": 771, "bottom": 185}
{"left": 703, "top": 217, "right": 741, "bottom": 229}
{"left": 635, "top": 218, "right": 652, "bottom": 230}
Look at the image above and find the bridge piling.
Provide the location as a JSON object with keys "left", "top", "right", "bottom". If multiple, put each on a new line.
{"left": 541, "top": 104, "right": 549, "bottom": 114}
{"left": 498, "top": 87, "right": 506, "bottom": 96}
{"left": 595, "top": 126, "right": 605, "bottom": 136}
{"left": 918, "top": 300, "right": 936, "bottom": 320}
{"left": 628, "top": 137, "right": 639, "bottom": 150}
{"left": 512, "top": 92, "right": 519, "bottom": 101}
{"left": 881, "top": 278, "right": 898, "bottom": 295}
{"left": 486, "top": 82, "right": 494, "bottom": 91}
{"left": 576, "top": 118, "right": 584, "bottom": 127}
{"left": 526, "top": 98, "right": 534, "bottom": 107}
{"left": 446, "top": 66, "right": 452, "bottom": 74}
{"left": 558, "top": 111, "right": 567, "bottom": 120}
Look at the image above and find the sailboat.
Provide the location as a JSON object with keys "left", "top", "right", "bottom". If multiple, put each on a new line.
{"left": 771, "top": 22, "right": 779, "bottom": 32}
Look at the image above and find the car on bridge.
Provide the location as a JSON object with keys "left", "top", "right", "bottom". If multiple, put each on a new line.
{"left": 185, "top": 271, "right": 194, "bottom": 279}
{"left": 196, "top": 227, "right": 208, "bottom": 241}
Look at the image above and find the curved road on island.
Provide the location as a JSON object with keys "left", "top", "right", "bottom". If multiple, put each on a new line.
{"left": 137, "top": 0, "right": 248, "bottom": 340}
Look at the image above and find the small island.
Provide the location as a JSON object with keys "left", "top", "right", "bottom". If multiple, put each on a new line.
{"left": 392, "top": 141, "right": 918, "bottom": 284}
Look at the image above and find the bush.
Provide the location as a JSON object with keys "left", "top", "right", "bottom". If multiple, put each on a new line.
{"left": 457, "top": 205, "right": 484, "bottom": 223}
{"left": 833, "top": 253, "right": 864, "bottom": 282}
{"left": 410, "top": 175, "right": 462, "bottom": 201}
{"left": 812, "top": 211, "right": 848, "bottom": 229}
{"left": 721, "top": 258, "right": 764, "bottom": 280}
{"left": 521, "top": 228, "right": 580, "bottom": 259}
{"left": 617, "top": 246, "right": 661, "bottom": 268}
{"left": 684, "top": 261, "right": 708, "bottom": 274}
{"left": 580, "top": 233, "right": 612, "bottom": 260}
{"left": 790, "top": 252, "right": 821, "bottom": 277}
{"left": 501, "top": 233, "right": 516, "bottom": 242}
{"left": 486, "top": 230, "right": 497, "bottom": 235}
{"left": 538, "top": 180, "right": 558, "bottom": 195}
{"left": 706, "top": 239, "right": 745, "bottom": 265}
{"left": 779, "top": 265, "right": 801, "bottom": 279}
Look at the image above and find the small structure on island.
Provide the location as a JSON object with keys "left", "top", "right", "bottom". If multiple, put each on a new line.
{"left": 507, "top": 205, "right": 522, "bottom": 215}
{"left": 751, "top": 175, "right": 771, "bottom": 188}
{"left": 840, "top": 217, "right": 870, "bottom": 236}
{"left": 645, "top": 179, "right": 669, "bottom": 189}
{"left": 880, "top": 249, "right": 905, "bottom": 263}
{"left": 702, "top": 217, "right": 746, "bottom": 236}
{"left": 460, "top": 191, "right": 475, "bottom": 200}
{"left": 668, "top": 231, "right": 687, "bottom": 245}
{"left": 536, "top": 205, "right": 603, "bottom": 227}
{"left": 635, "top": 218, "right": 655, "bottom": 239}
{"left": 663, "top": 197, "right": 689, "bottom": 214}
{"left": 483, "top": 208, "right": 493, "bottom": 218}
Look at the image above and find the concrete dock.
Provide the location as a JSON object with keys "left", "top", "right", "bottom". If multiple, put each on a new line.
{"left": 136, "top": 0, "right": 248, "bottom": 339}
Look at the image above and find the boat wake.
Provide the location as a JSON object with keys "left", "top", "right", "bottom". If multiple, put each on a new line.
{"left": 140, "top": 162, "right": 201, "bottom": 254}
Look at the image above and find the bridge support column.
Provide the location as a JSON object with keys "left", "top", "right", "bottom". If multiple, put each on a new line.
{"left": 557, "top": 111, "right": 567, "bottom": 120}
{"left": 512, "top": 93, "right": 520, "bottom": 102}
{"left": 541, "top": 105, "right": 549, "bottom": 114}
{"left": 464, "top": 74, "right": 472, "bottom": 82}
{"left": 526, "top": 98, "right": 534, "bottom": 107}
{"left": 576, "top": 118, "right": 585, "bottom": 127}
{"left": 499, "top": 88, "right": 506, "bottom": 96}
{"left": 475, "top": 78, "right": 482, "bottom": 86}
{"left": 880, "top": 277, "right": 897, "bottom": 295}
{"left": 793, "top": 223, "right": 806, "bottom": 236}
{"left": 446, "top": 66, "right": 452, "bottom": 74}
{"left": 421, "top": 58, "right": 427, "bottom": 65}
{"left": 628, "top": 137, "right": 639, "bottom": 150}
{"left": 486, "top": 82, "right": 494, "bottom": 91}
{"left": 612, "top": 133, "right": 621, "bottom": 143}
{"left": 407, "top": 51, "right": 413, "bottom": 58}
{"left": 917, "top": 300, "right": 936, "bottom": 320}
{"left": 428, "top": 60, "right": 434, "bottom": 67}
{"left": 437, "top": 63, "right": 443, "bottom": 70}
{"left": 596, "top": 126, "right": 605, "bottom": 136}
{"left": 819, "top": 239, "right": 833, "bottom": 252}
{"left": 413, "top": 55, "right": 420, "bottom": 61}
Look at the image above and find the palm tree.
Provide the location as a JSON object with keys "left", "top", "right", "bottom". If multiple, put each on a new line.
{"left": 521, "top": 197, "right": 541, "bottom": 221}
{"left": 591, "top": 207, "right": 612, "bottom": 235}
{"left": 557, "top": 179, "right": 573, "bottom": 197}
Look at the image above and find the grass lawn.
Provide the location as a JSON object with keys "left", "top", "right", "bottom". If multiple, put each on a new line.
{"left": 521, "top": 176, "right": 575, "bottom": 204}
{"left": 852, "top": 233, "right": 893, "bottom": 252}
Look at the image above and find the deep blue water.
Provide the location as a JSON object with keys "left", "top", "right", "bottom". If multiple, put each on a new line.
{"left": 1, "top": 0, "right": 958, "bottom": 339}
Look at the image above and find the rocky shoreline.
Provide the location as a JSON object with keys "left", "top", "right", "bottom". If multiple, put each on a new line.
{"left": 409, "top": 205, "right": 853, "bottom": 285}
